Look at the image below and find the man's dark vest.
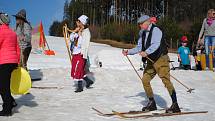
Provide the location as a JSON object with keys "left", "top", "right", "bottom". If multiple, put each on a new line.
{"left": 142, "top": 24, "right": 168, "bottom": 62}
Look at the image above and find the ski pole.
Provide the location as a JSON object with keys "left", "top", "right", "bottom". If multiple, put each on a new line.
{"left": 125, "top": 55, "right": 143, "bottom": 82}
{"left": 146, "top": 57, "right": 195, "bottom": 93}
{"left": 32, "top": 86, "right": 62, "bottom": 89}
{"left": 63, "top": 24, "right": 72, "bottom": 65}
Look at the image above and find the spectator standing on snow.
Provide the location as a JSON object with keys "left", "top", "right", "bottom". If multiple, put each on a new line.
{"left": 0, "top": 12, "right": 20, "bottom": 116}
{"left": 198, "top": 9, "right": 215, "bottom": 68}
{"left": 70, "top": 15, "right": 94, "bottom": 93}
{"left": 13, "top": 9, "right": 32, "bottom": 70}
{"left": 193, "top": 44, "right": 204, "bottom": 70}
{"left": 122, "top": 15, "right": 181, "bottom": 113}
{"left": 178, "top": 36, "right": 191, "bottom": 70}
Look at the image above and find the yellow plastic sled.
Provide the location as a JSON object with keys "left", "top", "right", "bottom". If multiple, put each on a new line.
{"left": 10, "top": 67, "right": 31, "bottom": 95}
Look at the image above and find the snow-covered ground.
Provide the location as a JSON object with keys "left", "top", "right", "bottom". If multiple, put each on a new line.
{"left": 1, "top": 36, "right": 215, "bottom": 121}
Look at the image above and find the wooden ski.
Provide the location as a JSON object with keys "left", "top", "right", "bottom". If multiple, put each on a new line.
{"left": 112, "top": 110, "right": 208, "bottom": 119}
{"left": 92, "top": 107, "right": 164, "bottom": 117}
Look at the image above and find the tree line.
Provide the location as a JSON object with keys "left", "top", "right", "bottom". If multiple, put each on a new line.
{"left": 49, "top": 0, "right": 215, "bottom": 49}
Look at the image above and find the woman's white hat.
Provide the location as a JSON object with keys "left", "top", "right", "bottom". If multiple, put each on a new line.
{"left": 78, "top": 15, "right": 89, "bottom": 25}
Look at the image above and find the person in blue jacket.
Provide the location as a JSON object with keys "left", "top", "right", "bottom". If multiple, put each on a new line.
{"left": 178, "top": 36, "right": 191, "bottom": 70}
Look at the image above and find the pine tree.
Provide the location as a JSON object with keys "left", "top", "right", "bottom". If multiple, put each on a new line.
{"left": 63, "top": 0, "right": 69, "bottom": 20}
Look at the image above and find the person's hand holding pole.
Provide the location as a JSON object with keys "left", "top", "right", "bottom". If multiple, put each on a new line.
{"left": 122, "top": 49, "right": 128, "bottom": 56}
{"left": 139, "top": 51, "right": 148, "bottom": 57}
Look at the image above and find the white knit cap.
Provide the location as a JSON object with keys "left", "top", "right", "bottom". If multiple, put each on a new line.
{"left": 78, "top": 15, "right": 89, "bottom": 25}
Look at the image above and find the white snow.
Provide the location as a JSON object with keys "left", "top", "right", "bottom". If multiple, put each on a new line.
{"left": 1, "top": 36, "right": 215, "bottom": 121}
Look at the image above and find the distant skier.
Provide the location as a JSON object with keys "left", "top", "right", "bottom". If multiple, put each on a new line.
{"left": 122, "top": 15, "right": 181, "bottom": 113}
{"left": 177, "top": 36, "right": 191, "bottom": 70}
{"left": 70, "top": 15, "right": 94, "bottom": 93}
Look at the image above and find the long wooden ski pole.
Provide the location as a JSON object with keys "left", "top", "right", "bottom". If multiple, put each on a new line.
{"left": 63, "top": 24, "right": 72, "bottom": 65}
{"left": 125, "top": 55, "right": 142, "bottom": 81}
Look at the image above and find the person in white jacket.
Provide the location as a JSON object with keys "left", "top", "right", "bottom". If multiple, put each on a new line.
{"left": 70, "top": 15, "right": 93, "bottom": 92}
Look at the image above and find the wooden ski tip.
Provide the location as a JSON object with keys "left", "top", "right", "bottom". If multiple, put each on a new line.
{"left": 92, "top": 107, "right": 99, "bottom": 111}
{"left": 92, "top": 107, "right": 98, "bottom": 112}
{"left": 92, "top": 107, "right": 104, "bottom": 115}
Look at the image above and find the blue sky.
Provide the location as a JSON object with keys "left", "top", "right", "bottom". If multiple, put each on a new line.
{"left": 0, "top": 0, "right": 66, "bottom": 35}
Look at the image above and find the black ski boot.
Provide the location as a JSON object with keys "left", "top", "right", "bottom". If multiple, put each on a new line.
{"left": 0, "top": 103, "right": 13, "bottom": 116}
{"left": 142, "top": 98, "right": 157, "bottom": 111}
{"left": 75, "top": 81, "right": 83, "bottom": 93}
{"left": 166, "top": 90, "right": 181, "bottom": 113}
{"left": 0, "top": 110, "right": 12, "bottom": 116}
{"left": 83, "top": 76, "right": 94, "bottom": 88}
{"left": 166, "top": 102, "right": 181, "bottom": 113}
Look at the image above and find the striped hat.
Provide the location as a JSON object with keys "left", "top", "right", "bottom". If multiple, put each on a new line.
{"left": 0, "top": 13, "right": 10, "bottom": 25}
